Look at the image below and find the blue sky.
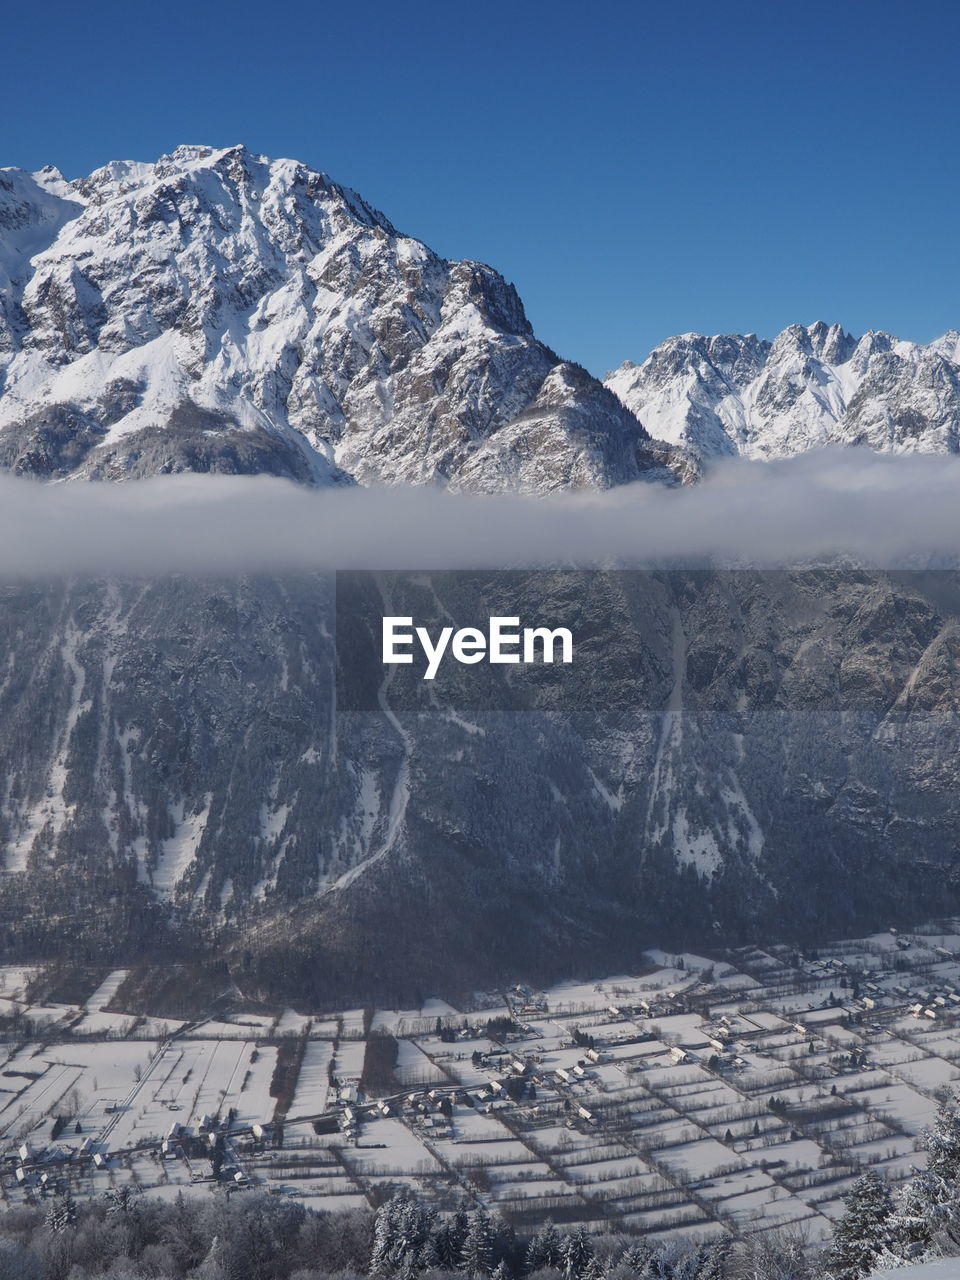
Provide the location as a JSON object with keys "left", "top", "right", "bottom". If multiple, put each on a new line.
{"left": 4, "top": 0, "right": 959, "bottom": 375}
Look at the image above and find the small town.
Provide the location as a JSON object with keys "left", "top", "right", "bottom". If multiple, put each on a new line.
{"left": 0, "top": 924, "right": 959, "bottom": 1246}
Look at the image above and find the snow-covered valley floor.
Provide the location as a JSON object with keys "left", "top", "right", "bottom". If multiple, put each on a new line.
{"left": 3, "top": 923, "right": 960, "bottom": 1243}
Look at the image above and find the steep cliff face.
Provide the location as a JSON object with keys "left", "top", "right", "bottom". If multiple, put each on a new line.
{"left": 237, "top": 569, "right": 960, "bottom": 1003}
{"left": 6, "top": 146, "right": 960, "bottom": 491}
{"left": 0, "top": 145, "right": 673, "bottom": 493}
{"left": 606, "top": 322, "right": 960, "bottom": 461}
{"left": 3, "top": 569, "right": 960, "bottom": 1003}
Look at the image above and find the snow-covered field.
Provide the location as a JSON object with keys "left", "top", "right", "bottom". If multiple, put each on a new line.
{"left": 3, "top": 922, "right": 960, "bottom": 1241}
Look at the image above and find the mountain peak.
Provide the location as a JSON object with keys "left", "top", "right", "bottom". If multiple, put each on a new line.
{"left": 0, "top": 145, "right": 671, "bottom": 493}
{"left": 606, "top": 322, "right": 960, "bottom": 460}
{"left": 162, "top": 142, "right": 244, "bottom": 165}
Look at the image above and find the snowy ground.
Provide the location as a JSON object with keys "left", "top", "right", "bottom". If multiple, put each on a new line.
{"left": 3, "top": 921, "right": 960, "bottom": 1241}
{"left": 871, "top": 1261, "right": 960, "bottom": 1278}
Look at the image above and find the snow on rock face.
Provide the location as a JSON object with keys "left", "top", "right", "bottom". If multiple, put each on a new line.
{"left": 5, "top": 145, "right": 959, "bottom": 492}
{"left": 0, "top": 144, "right": 670, "bottom": 493}
{"left": 0, "top": 167, "right": 83, "bottom": 358}
{"left": 606, "top": 320, "right": 960, "bottom": 462}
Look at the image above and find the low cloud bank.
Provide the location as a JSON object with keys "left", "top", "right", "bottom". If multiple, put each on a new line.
{"left": 3, "top": 448, "right": 960, "bottom": 575}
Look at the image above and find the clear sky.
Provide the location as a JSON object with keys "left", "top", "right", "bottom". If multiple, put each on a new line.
{"left": 4, "top": 0, "right": 959, "bottom": 376}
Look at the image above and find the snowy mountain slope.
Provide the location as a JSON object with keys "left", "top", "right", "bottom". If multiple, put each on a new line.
{"left": 3, "top": 565, "right": 960, "bottom": 1001}
{"left": 0, "top": 564, "right": 951, "bottom": 1003}
{"left": 241, "top": 567, "right": 960, "bottom": 1004}
{"left": 0, "top": 165, "right": 82, "bottom": 359}
{"left": 0, "top": 145, "right": 673, "bottom": 492}
{"left": 6, "top": 145, "right": 960, "bottom": 488}
{"left": 606, "top": 321, "right": 960, "bottom": 460}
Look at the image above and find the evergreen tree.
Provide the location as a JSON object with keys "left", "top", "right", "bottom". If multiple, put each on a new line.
{"left": 869, "top": 1098, "right": 960, "bottom": 1263}
{"left": 581, "top": 1254, "right": 606, "bottom": 1280}
{"left": 671, "top": 1251, "right": 705, "bottom": 1280}
{"left": 398, "top": 1254, "right": 419, "bottom": 1280}
{"left": 452, "top": 1201, "right": 472, "bottom": 1258}
{"left": 925, "top": 1097, "right": 960, "bottom": 1184}
{"left": 829, "top": 1170, "right": 894, "bottom": 1279}
{"left": 392, "top": 1197, "right": 436, "bottom": 1272}
{"left": 371, "top": 1193, "right": 410, "bottom": 1277}
{"left": 44, "top": 1193, "right": 78, "bottom": 1234}
{"left": 887, "top": 1168, "right": 940, "bottom": 1260}
{"left": 643, "top": 1251, "right": 675, "bottom": 1280}
{"left": 618, "top": 1243, "right": 653, "bottom": 1276}
{"left": 527, "top": 1222, "right": 564, "bottom": 1273}
{"left": 526, "top": 1236, "right": 548, "bottom": 1274}
{"left": 105, "top": 1185, "right": 138, "bottom": 1216}
{"left": 693, "top": 1239, "right": 731, "bottom": 1280}
{"left": 461, "top": 1206, "right": 496, "bottom": 1278}
{"left": 427, "top": 1222, "right": 463, "bottom": 1272}
{"left": 561, "top": 1227, "right": 593, "bottom": 1280}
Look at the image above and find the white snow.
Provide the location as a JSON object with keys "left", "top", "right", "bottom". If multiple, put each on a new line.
{"left": 606, "top": 321, "right": 960, "bottom": 464}
{"left": 587, "top": 767, "right": 623, "bottom": 812}
{"left": 147, "top": 794, "right": 212, "bottom": 895}
{"left": 331, "top": 662, "right": 410, "bottom": 891}
{"left": 85, "top": 970, "right": 129, "bottom": 1012}
{"left": 871, "top": 1262, "right": 960, "bottom": 1279}
{"left": 3, "top": 623, "right": 91, "bottom": 873}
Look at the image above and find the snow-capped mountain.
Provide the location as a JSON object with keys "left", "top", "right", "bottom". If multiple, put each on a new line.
{"left": 7, "top": 144, "right": 959, "bottom": 489}
{"left": 0, "top": 145, "right": 673, "bottom": 492}
{"left": 7, "top": 146, "right": 960, "bottom": 1004}
{"left": 606, "top": 321, "right": 960, "bottom": 461}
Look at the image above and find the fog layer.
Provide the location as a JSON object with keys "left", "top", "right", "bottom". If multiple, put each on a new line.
{"left": 4, "top": 449, "right": 959, "bottom": 574}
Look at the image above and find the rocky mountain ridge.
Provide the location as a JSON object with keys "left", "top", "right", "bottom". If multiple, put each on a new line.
{"left": 6, "top": 144, "right": 960, "bottom": 487}
{"left": 0, "top": 144, "right": 674, "bottom": 493}
{"left": 606, "top": 321, "right": 960, "bottom": 461}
